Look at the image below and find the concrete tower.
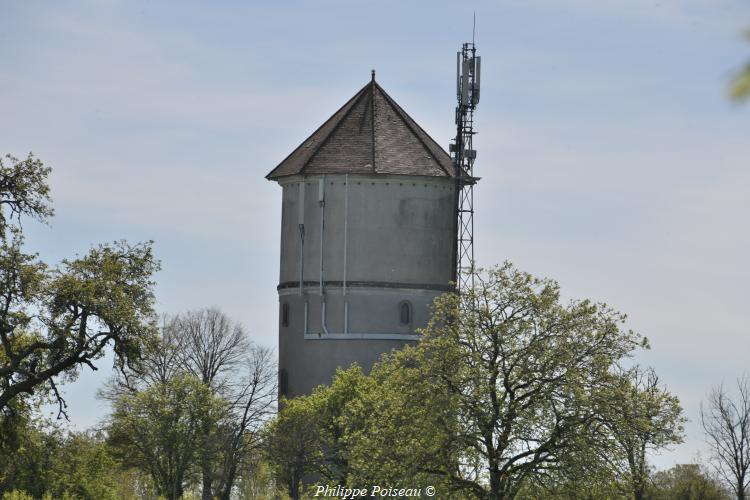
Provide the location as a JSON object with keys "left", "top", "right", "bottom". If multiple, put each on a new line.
{"left": 267, "top": 75, "right": 456, "bottom": 398}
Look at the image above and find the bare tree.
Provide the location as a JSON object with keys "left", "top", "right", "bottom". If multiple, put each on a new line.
{"left": 701, "top": 375, "right": 750, "bottom": 500}
{"left": 213, "top": 345, "right": 276, "bottom": 500}
{"left": 103, "top": 308, "right": 276, "bottom": 500}
{"left": 170, "top": 308, "right": 276, "bottom": 500}
{"left": 176, "top": 308, "right": 248, "bottom": 391}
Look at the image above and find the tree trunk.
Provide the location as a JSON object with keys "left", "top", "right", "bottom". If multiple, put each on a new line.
{"left": 201, "top": 469, "right": 213, "bottom": 500}
{"left": 219, "top": 461, "right": 238, "bottom": 500}
{"left": 201, "top": 422, "right": 214, "bottom": 500}
{"left": 290, "top": 469, "right": 300, "bottom": 500}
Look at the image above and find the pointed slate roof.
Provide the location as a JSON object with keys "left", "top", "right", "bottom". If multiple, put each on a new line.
{"left": 266, "top": 75, "right": 454, "bottom": 180}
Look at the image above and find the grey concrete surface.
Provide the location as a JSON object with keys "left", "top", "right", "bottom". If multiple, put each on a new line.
{"left": 274, "top": 173, "right": 455, "bottom": 398}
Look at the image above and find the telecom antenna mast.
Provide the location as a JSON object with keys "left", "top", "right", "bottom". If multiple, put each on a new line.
{"left": 451, "top": 42, "right": 481, "bottom": 294}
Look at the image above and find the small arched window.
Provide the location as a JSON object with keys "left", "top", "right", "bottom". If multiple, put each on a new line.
{"left": 281, "top": 303, "right": 289, "bottom": 327}
{"left": 399, "top": 301, "right": 412, "bottom": 325}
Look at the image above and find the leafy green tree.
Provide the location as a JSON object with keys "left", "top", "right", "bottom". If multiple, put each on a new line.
{"left": 730, "top": 29, "right": 750, "bottom": 102}
{"left": 341, "top": 263, "right": 648, "bottom": 500}
{"left": 103, "top": 309, "right": 276, "bottom": 500}
{"left": 597, "top": 366, "right": 685, "bottom": 500}
{"left": 0, "top": 153, "right": 53, "bottom": 233}
{"left": 342, "top": 358, "right": 461, "bottom": 494}
{"left": 0, "top": 421, "right": 135, "bottom": 499}
{"left": 516, "top": 472, "right": 623, "bottom": 500}
{"left": 0, "top": 152, "right": 160, "bottom": 418}
{"left": 266, "top": 395, "right": 322, "bottom": 499}
{"left": 45, "top": 431, "right": 124, "bottom": 500}
{"left": 1, "top": 492, "right": 36, "bottom": 500}
{"left": 264, "top": 263, "right": 685, "bottom": 500}
{"left": 234, "top": 457, "right": 285, "bottom": 500}
{"left": 0, "top": 417, "right": 59, "bottom": 497}
{"left": 650, "top": 464, "right": 731, "bottom": 500}
{"left": 107, "top": 373, "right": 224, "bottom": 500}
{"left": 265, "top": 372, "right": 352, "bottom": 499}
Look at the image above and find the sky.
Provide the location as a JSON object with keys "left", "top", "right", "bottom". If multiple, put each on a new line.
{"left": 1, "top": 0, "right": 749, "bottom": 471}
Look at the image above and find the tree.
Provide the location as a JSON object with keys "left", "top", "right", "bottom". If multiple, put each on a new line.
{"left": 0, "top": 421, "right": 136, "bottom": 499}
{"left": 168, "top": 308, "right": 276, "bottom": 500}
{"left": 266, "top": 393, "right": 326, "bottom": 499}
{"left": 730, "top": 29, "right": 750, "bottom": 102}
{"left": 266, "top": 365, "right": 368, "bottom": 498}
{"left": 650, "top": 463, "right": 731, "bottom": 500}
{"left": 103, "top": 308, "right": 276, "bottom": 500}
{"left": 0, "top": 153, "right": 53, "bottom": 234}
{"left": 514, "top": 366, "right": 684, "bottom": 500}
{"left": 701, "top": 375, "right": 750, "bottom": 500}
{"left": 342, "top": 263, "right": 649, "bottom": 500}
{"left": 0, "top": 153, "right": 160, "bottom": 419}
{"left": 209, "top": 343, "right": 276, "bottom": 500}
{"left": 597, "top": 366, "right": 685, "bottom": 500}
{"left": 107, "top": 372, "right": 224, "bottom": 500}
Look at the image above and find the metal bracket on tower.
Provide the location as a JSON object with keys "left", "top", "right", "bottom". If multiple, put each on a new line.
{"left": 451, "top": 42, "right": 481, "bottom": 294}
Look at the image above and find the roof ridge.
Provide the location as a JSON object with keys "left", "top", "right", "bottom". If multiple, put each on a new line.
{"left": 373, "top": 82, "right": 454, "bottom": 177}
{"left": 265, "top": 82, "right": 370, "bottom": 179}
{"left": 370, "top": 79, "right": 376, "bottom": 174}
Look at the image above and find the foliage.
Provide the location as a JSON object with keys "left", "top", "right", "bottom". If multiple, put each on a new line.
{"left": 338, "top": 263, "right": 648, "bottom": 499}
{"left": 234, "top": 458, "right": 287, "bottom": 500}
{"left": 730, "top": 29, "right": 750, "bottom": 102}
{"left": 0, "top": 153, "right": 53, "bottom": 234}
{"left": 264, "top": 263, "right": 683, "bottom": 500}
{"left": 266, "top": 386, "right": 327, "bottom": 498}
{"left": 596, "top": 366, "right": 686, "bottom": 500}
{"left": 106, "top": 372, "right": 225, "bottom": 500}
{"left": 103, "top": 308, "right": 276, "bottom": 500}
{"left": 649, "top": 464, "right": 731, "bottom": 500}
{"left": 170, "top": 308, "right": 276, "bottom": 500}
{"left": 701, "top": 375, "right": 750, "bottom": 500}
{"left": 0, "top": 152, "right": 160, "bottom": 419}
{"left": 342, "top": 356, "right": 461, "bottom": 494}
{"left": 266, "top": 365, "right": 389, "bottom": 499}
{"left": 0, "top": 420, "right": 137, "bottom": 499}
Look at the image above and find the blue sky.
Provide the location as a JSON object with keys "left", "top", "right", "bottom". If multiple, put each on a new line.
{"left": 2, "top": 0, "right": 749, "bottom": 470}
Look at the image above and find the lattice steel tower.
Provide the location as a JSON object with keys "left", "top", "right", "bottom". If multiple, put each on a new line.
{"left": 451, "top": 42, "right": 481, "bottom": 293}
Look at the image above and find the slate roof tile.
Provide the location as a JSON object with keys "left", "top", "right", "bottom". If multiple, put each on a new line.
{"left": 266, "top": 78, "right": 454, "bottom": 180}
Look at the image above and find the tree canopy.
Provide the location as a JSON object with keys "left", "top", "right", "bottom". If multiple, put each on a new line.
{"left": 267, "top": 263, "right": 685, "bottom": 500}
{"left": 0, "top": 153, "right": 159, "bottom": 421}
{"left": 0, "top": 153, "right": 160, "bottom": 421}
{"left": 730, "top": 29, "right": 750, "bottom": 102}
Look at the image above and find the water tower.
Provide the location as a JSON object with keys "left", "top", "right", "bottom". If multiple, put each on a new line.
{"left": 268, "top": 59, "right": 480, "bottom": 398}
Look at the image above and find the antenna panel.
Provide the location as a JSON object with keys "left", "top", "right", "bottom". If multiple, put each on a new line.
{"left": 472, "top": 56, "right": 481, "bottom": 106}
{"left": 461, "top": 60, "right": 470, "bottom": 106}
{"left": 456, "top": 52, "right": 461, "bottom": 101}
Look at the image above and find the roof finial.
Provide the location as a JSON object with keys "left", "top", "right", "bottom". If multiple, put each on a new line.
{"left": 371, "top": 69, "right": 376, "bottom": 82}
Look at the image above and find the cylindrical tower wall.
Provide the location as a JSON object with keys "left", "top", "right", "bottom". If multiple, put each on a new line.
{"left": 276, "top": 173, "right": 455, "bottom": 398}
